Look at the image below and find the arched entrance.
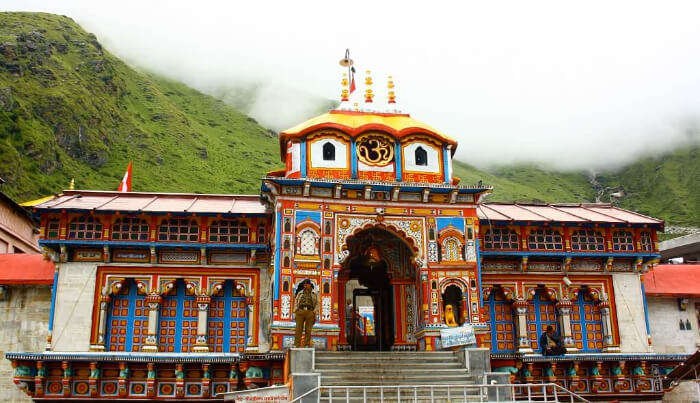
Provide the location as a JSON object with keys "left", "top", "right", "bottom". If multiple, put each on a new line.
{"left": 338, "top": 226, "right": 417, "bottom": 351}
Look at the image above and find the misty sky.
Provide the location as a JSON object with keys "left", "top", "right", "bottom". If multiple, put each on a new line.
{"left": 8, "top": 1, "right": 700, "bottom": 170}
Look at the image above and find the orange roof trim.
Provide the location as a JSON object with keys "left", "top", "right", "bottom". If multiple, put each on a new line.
{"left": 278, "top": 111, "right": 457, "bottom": 161}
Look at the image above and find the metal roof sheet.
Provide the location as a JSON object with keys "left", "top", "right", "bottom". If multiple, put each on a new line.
{"left": 478, "top": 203, "right": 663, "bottom": 226}
{"left": 33, "top": 191, "right": 268, "bottom": 215}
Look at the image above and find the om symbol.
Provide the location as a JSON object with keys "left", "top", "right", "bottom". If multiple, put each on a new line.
{"left": 356, "top": 134, "right": 394, "bottom": 166}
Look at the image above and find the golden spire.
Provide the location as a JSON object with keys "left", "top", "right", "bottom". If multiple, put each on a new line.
{"left": 341, "top": 72, "right": 349, "bottom": 102}
{"left": 364, "top": 70, "right": 374, "bottom": 103}
{"left": 387, "top": 75, "right": 396, "bottom": 104}
{"left": 68, "top": 178, "right": 75, "bottom": 190}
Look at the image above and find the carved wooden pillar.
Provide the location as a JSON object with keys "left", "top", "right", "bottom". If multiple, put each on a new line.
{"left": 118, "top": 362, "right": 129, "bottom": 398}
{"left": 556, "top": 299, "right": 575, "bottom": 351}
{"left": 34, "top": 361, "right": 45, "bottom": 397}
{"left": 61, "top": 361, "right": 71, "bottom": 397}
{"left": 202, "top": 364, "right": 211, "bottom": 398}
{"left": 175, "top": 364, "right": 185, "bottom": 398}
{"left": 142, "top": 294, "right": 162, "bottom": 352}
{"left": 146, "top": 363, "right": 156, "bottom": 398}
{"left": 193, "top": 295, "right": 211, "bottom": 352}
{"left": 94, "top": 294, "right": 111, "bottom": 351}
{"left": 88, "top": 362, "right": 99, "bottom": 397}
{"left": 513, "top": 298, "right": 532, "bottom": 353}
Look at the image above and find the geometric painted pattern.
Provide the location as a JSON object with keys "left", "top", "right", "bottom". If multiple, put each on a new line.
{"left": 571, "top": 292, "right": 604, "bottom": 351}
{"left": 485, "top": 292, "right": 516, "bottom": 353}
{"left": 208, "top": 281, "right": 248, "bottom": 353}
{"left": 106, "top": 280, "right": 149, "bottom": 352}
{"left": 527, "top": 290, "right": 558, "bottom": 352}
{"left": 158, "top": 281, "right": 198, "bottom": 352}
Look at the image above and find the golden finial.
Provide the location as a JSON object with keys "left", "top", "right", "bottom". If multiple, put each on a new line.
{"left": 341, "top": 72, "right": 349, "bottom": 102}
{"left": 68, "top": 178, "right": 75, "bottom": 190}
{"left": 364, "top": 70, "right": 373, "bottom": 103}
{"left": 387, "top": 75, "right": 396, "bottom": 104}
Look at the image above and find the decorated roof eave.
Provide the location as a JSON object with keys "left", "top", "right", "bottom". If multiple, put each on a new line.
{"left": 5, "top": 351, "right": 285, "bottom": 363}
{"left": 278, "top": 116, "right": 458, "bottom": 162}
{"left": 262, "top": 176, "right": 492, "bottom": 194}
{"left": 479, "top": 219, "right": 664, "bottom": 229}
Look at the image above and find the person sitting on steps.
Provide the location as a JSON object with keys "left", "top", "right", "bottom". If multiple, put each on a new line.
{"left": 540, "top": 325, "right": 566, "bottom": 356}
{"left": 293, "top": 279, "right": 318, "bottom": 348}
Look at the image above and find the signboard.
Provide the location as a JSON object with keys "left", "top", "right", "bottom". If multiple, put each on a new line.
{"left": 440, "top": 324, "right": 477, "bottom": 349}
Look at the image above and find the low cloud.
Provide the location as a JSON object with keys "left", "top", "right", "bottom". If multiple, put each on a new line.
{"left": 8, "top": 0, "right": 700, "bottom": 170}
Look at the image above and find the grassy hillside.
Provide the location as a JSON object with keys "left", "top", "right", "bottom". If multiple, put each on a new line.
{"left": 0, "top": 12, "right": 280, "bottom": 200}
{"left": 0, "top": 12, "right": 697, "bottom": 229}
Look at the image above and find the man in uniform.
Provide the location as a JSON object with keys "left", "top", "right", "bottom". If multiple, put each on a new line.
{"left": 294, "top": 279, "right": 318, "bottom": 347}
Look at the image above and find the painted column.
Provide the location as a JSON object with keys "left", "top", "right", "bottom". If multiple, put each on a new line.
{"left": 142, "top": 294, "right": 162, "bottom": 352}
{"left": 556, "top": 299, "right": 576, "bottom": 351}
{"left": 94, "top": 294, "right": 112, "bottom": 351}
{"left": 599, "top": 297, "right": 616, "bottom": 351}
{"left": 350, "top": 138, "right": 358, "bottom": 179}
{"left": 395, "top": 140, "right": 402, "bottom": 181}
{"left": 513, "top": 298, "right": 532, "bottom": 353}
{"left": 300, "top": 140, "right": 307, "bottom": 177}
{"left": 193, "top": 295, "right": 211, "bottom": 352}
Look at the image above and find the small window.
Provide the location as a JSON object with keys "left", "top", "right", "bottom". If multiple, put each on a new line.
{"left": 283, "top": 256, "right": 290, "bottom": 267}
{"left": 46, "top": 218, "right": 60, "bottom": 239}
{"left": 283, "top": 218, "right": 291, "bottom": 233}
{"left": 639, "top": 231, "right": 654, "bottom": 252}
{"left": 283, "top": 281, "right": 289, "bottom": 292}
{"left": 322, "top": 142, "right": 335, "bottom": 161}
{"left": 324, "top": 221, "right": 331, "bottom": 235}
{"left": 324, "top": 239, "right": 331, "bottom": 253}
{"left": 158, "top": 218, "right": 199, "bottom": 242}
{"left": 112, "top": 217, "right": 149, "bottom": 241}
{"left": 68, "top": 215, "right": 103, "bottom": 240}
{"left": 323, "top": 282, "right": 330, "bottom": 294}
{"left": 324, "top": 258, "right": 330, "bottom": 270}
{"left": 283, "top": 238, "right": 290, "bottom": 250}
{"left": 258, "top": 223, "right": 266, "bottom": 243}
{"left": 415, "top": 146, "right": 428, "bottom": 166}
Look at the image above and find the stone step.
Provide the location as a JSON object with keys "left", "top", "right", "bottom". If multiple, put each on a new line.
{"left": 320, "top": 388, "right": 484, "bottom": 402}
{"left": 316, "top": 351, "right": 456, "bottom": 358}
{"left": 315, "top": 356, "right": 460, "bottom": 364}
{"left": 315, "top": 361, "right": 464, "bottom": 369}
{"left": 321, "top": 375, "right": 477, "bottom": 386}
{"left": 317, "top": 368, "right": 469, "bottom": 376}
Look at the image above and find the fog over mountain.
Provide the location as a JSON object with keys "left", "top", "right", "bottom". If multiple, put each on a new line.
{"left": 8, "top": 0, "right": 700, "bottom": 170}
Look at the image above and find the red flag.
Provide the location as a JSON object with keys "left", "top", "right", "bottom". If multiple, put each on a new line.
{"left": 118, "top": 162, "right": 132, "bottom": 192}
{"left": 349, "top": 66, "right": 356, "bottom": 93}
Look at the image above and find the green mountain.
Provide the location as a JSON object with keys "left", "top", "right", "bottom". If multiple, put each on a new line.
{"left": 0, "top": 12, "right": 280, "bottom": 199}
{"left": 0, "top": 12, "right": 697, "bottom": 231}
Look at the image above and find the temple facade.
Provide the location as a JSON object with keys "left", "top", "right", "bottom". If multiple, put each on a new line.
{"left": 6, "top": 70, "right": 687, "bottom": 401}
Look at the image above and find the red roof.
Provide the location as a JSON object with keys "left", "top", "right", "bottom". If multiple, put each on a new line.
{"left": 478, "top": 203, "right": 663, "bottom": 227}
{"left": 0, "top": 254, "right": 55, "bottom": 285}
{"left": 643, "top": 264, "right": 700, "bottom": 297}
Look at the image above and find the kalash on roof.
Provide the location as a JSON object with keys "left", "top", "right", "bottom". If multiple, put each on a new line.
{"left": 277, "top": 54, "right": 458, "bottom": 162}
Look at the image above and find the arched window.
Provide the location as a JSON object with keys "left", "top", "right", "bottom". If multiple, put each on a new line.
{"left": 571, "top": 229, "right": 605, "bottom": 252}
{"left": 324, "top": 221, "right": 331, "bottom": 235}
{"left": 485, "top": 289, "right": 516, "bottom": 353}
{"left": 639, "top": 231, "right": 654, "bottom": 252}
{"left": 158, "top": 280, "right": 198, "bottom": 352}
{"left": 322, "top": 142, "right": 335, "bottom": 161}
{"left": 484, "top": 228, "right": 519, "bottom": 250}
{"left": 105, "top": 280, "right": 149, "bottom": 352}
{"left": 158, "top": 218, "right": 199, "bottom": 242}
{"left": 612, "top": 230, "right": 634, "bottom": 252}
{"left": 442, "top": 284, "right": 464, "bottom": 326}
{"left": 324, "top": 239, "right": 331, "bottom": 253}
{"left": 441, "top": 237, "right": 462, "bottom": 261}
{"left": 112, "top": 217, "right": 149, "bottom": 241}
{"left": 323, "top": 282, "right": 330, "bottom": 294}
{"left": 283, "top": 238, "right": 290, "bottom": 250}
{"left": 283, "top": 218, "right": 291, "bottom": 232}
{"left": 67, "top": 215, "right": 103, "bottom": 240}
{"left": 415, "top": 146, "right": 428, "bottom": 166}
{"left": 571, "top": 289, "right": 603, "bottom": 352}
{"left": 208, "top": 281, "right": 248, "bottom": 353}
{"left": 298, "top": 229, "right": 318, "bottom": 256}
{"left": 323, "top": 258, "right": 330, "bottom": 270}
{"left": 209, "top": 220, "right": 249, "bottom": 243}
{"left": 527, "top": 289, "right": 558, "bottom": 352}
{"left": 45, "top": 218, "right": 60, "bottom": 239}
{"left": 282, "top": 281, "right": 289, "bottom": 292}
{"left": 527, "top": 229, "right": 563, "bottom": 251}
{"left": 283, "top": 256, "right": 290, "bottom": 267}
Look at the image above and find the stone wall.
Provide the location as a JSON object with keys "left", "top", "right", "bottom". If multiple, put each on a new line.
{"left": 51, "top": 262, "right": 97, "bottom": 351}
{"left": 612, "top": 273, "right": 651, "bottom": 353}
{"left": 0, "top": 285, "right": 51, "bottom": 402}
{"left": 649, "top": 296, "right": 699, "bottom": 354}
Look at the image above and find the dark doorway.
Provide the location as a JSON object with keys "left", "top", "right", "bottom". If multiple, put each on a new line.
{"left": 346, "top": 251, "right": 394, "bottom": 351}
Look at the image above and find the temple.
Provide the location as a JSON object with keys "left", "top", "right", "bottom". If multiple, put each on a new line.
{"left": 5, "top": 65, "right": 688, "bottom": 401}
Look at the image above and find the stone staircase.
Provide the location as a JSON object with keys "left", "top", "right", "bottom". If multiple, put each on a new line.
{"left": 314, "top": 351, "right": 483, "bottom": 401}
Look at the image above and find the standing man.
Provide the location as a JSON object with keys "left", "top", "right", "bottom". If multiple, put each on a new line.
{"left": 294, "top": 279, "right": 318, "bottom": 348}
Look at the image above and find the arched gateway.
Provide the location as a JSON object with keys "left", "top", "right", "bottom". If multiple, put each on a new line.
{"left": 262, "top": 71, "right": 487, "bottom": 351}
